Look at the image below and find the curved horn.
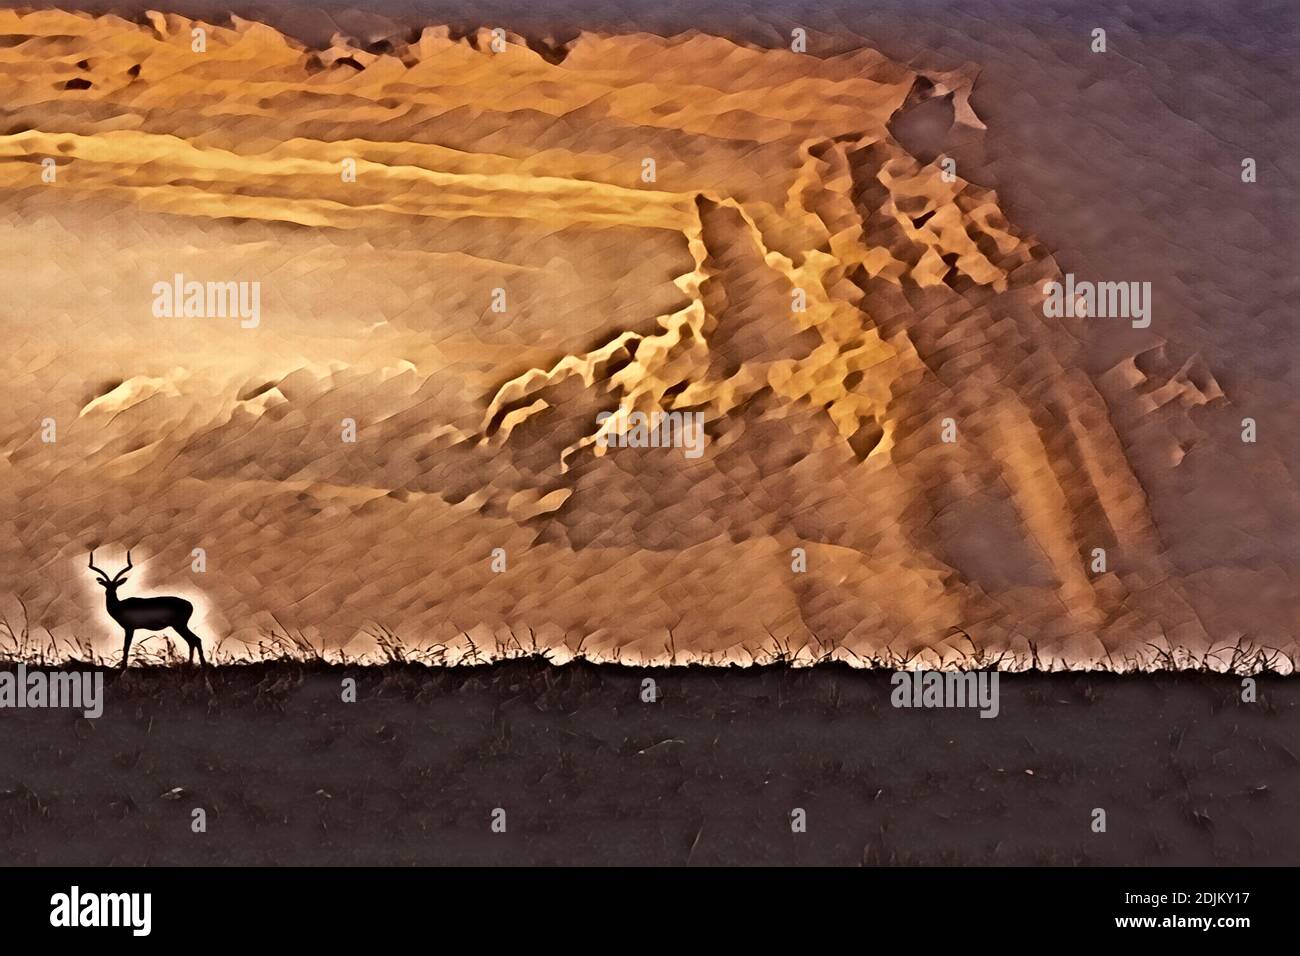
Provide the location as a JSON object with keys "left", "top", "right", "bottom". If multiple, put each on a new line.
{"left": 88, "top": 550, "right": 111, "bottom": 583}
{"left": 111, "top": 550, "right": 134, "bottom": 584}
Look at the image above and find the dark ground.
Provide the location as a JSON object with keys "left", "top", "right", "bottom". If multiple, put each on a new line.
{"left": 1, "top": 661, "right": 1297, "bottom": 865}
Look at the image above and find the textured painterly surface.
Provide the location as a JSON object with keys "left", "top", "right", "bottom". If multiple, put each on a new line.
{"left": 0, "top": 8, "right": 1293, "bottom": 669}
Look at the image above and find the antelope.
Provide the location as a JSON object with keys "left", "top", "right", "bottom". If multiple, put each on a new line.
{"left": 88, "top": 551, "right": 206, "bottom": 668}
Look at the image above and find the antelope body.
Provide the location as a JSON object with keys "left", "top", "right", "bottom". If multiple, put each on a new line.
{"left": 89, "top": 551, "right": 206, "bottom": 668}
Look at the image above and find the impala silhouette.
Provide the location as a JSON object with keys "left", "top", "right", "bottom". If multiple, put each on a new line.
{"left": 89, "top": 551, "right": 206, "bottom": 668}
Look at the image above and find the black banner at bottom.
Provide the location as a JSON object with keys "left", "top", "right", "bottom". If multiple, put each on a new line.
{"left": 0, "top": 866, "right": 1279, "bottom": 942}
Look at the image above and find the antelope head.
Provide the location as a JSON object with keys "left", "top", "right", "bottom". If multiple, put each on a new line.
{"left": 88, "top": 550, "right": 133, "bottom": 596}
